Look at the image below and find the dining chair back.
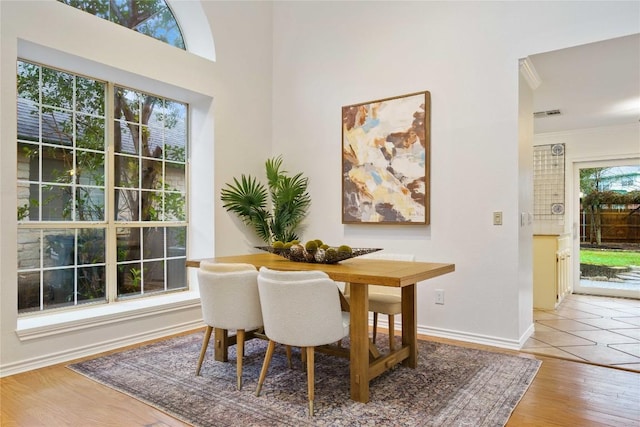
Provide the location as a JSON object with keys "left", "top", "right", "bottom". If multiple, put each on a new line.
{"left": 196, "top": 261, "right": 262, "bottom": 390}
{"left": 344, "top": 252, "right": 415, "bottom": 350}
{"left": 255, "top": 271, "right": 350, "bottom": 416}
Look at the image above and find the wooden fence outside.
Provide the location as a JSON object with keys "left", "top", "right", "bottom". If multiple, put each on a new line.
{"left": 580, "top": 209, "right": 640, "bottom": 243}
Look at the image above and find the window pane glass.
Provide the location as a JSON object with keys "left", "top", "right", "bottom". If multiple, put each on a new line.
{"left": 114, "top": 88, "right": 140, "bottom": 121}
{"left": 42, "top": 107, "right": 73, "bottom": 146}
{"left": 115, "top": 188, "right": 138, "bottom": 221}
{"left": 115, "top": 155, "right": 139, "bottom": 188}
{"left": 166, "top": 227, "right": 186, "bottom": 254}
{"left": 117, "top": 227, "right": 141, "bottom": 262}
{"left": 18, "top": 229, "right": 41, "bottom": 269}
{"left": 59, "top": 0, "right": 110, "bottom": 19}
{"left": 164, "top": 100, "right": 186, "bottom": 161}
{"left": 135, "top": 7, "right": 185, "bottom": 49}
{"left": 118, "top": 262, "right": 142, "bottom": 297}
{"left": 17, "top": 61, "right": 40, "bottom": 103}
{"left": 41, "top": 185, "right": 72, "bottom": 221}
{"left": 76, "top": 77, "right": 105, "bottom": 116}
{"left": 44, "top": 231, "right": 74, "bottom": 268}
{"left": 79, "top": 229, "right": 106, "bottom": 264}
{"left": 165, "top": 126, "right": 186, "bottom": 162}
{"left": 144, "top": 191, "right": 162, "bottom": 221}
{"left": 76, "top": 151, "right": 105, "bottom": 185}
{"left": 143, "top": 227, "right": 163, "bottom": 260}
{"left": 167, "top": 227, "right": 186, "bottom": 289}
{"left": 143, "top": 260, "right": 165, "bottom": 293}
{"left": 109, "top": 0, "right": 163, "bottom": 26}
{"left": 77, "top": 114, "right": 105, "bottom": 150}
{"left": 167, "top": 258, "right": 186, "bottom": 289}
{"left": 165, "top": 191, "right": 186, "bottom": 221}
{"left": 115, "top": 121, "right": 138, "bottom": 155}
{"left": 141, "top": 159, "right": 162, "bottom": 189}
{"left": 41, "top": 68, "right": 73, "bottom": 110}
{"left": 27, "top": 183, "right": 40, "bottom": 221}
{"left": 59, "top": 0, "right": 185, "bottom": 50}
{"left": 17, "top": 101, "right": 40, "bottom": 143}
{"left": 18, "top": 271, "right": 41, "bottom": 313}
{"left": 43, "top": 267, "right": 75, "bottom": 308}
{"left": 147, "top": 126, "right": 163, "bottom": 157}
{"left": 42, "top": 146, "right": 73, "bottom": 183}
{"left": 77, "top": 266, "right": 106, "bottom": 302}
{"left": 76, "top": 187, "right": 105, "bottom": 221}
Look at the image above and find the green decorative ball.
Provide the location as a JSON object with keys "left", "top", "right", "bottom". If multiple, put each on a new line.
{"left": 337, "top": 245, "right": 352, "bottom": 254}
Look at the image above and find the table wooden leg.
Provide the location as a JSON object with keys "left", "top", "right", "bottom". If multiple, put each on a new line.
{"left": 401, "top": 284, "right": 417, "bottom": 368}
{"left": 214, "top": 327, "right": 229, "bottom": 362}
{"left": 349, "top": 283, "right": 370, "bottom": 403}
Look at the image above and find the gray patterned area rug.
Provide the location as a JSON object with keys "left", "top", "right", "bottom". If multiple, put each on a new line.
{"left": 68, "top": 331, "right": 540, "bottom": 427}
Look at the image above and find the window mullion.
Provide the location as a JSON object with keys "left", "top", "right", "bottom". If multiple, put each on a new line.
{"left": 106, "top": 82, "right": 117, "bottom": 304}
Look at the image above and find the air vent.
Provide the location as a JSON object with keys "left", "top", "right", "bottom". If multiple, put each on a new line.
{"left": 534, "top": 109, "right": 561, "bottom": 118}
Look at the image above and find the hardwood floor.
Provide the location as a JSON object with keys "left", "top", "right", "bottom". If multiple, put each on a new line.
{"left": 1, "top": 331, "right": 639, "bottom": 426}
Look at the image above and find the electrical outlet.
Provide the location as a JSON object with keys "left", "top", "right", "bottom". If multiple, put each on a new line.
{"left": 493, "top": 211, "right": 503, "bottom": 226}
{"left": 435, "top": 289, "right": 445, "bottom": 305}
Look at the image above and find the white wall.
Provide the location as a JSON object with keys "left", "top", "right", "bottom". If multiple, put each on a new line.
{"left": 261, "top": 1, "right": 639, "bottom": 347}
{"left": 0, "top": 0, "right": 273, "bottom": 375}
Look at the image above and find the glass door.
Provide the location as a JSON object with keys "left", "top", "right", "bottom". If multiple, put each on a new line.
{"left": 574, "top": 159, "right": 640, "bottom": 299}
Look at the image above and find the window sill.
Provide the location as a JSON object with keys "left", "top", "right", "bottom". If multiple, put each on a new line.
{"left": 16, "top": 291, "right": 201, "bottom": 341}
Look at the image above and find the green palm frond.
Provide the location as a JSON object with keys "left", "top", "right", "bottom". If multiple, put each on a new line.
{"left": 220, "top": 175, "right": 271, "bottom": 241}
{"left": 265, "top": 156, "right": 284, "bottom": 189}
{"left": 221, "top": 157, "right": 311, "bottom": 244}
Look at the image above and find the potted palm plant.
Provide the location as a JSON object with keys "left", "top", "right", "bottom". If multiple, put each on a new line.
{"left": 220, "top": 156, "right": 311, "bottom": 244}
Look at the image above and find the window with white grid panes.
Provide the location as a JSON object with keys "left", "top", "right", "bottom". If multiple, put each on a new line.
{"left": 16, "top": 60, "right": 188, "bottom": 313}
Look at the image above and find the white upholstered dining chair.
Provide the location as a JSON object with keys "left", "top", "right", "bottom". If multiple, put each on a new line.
{"left": 196, "top": 261, "right": 262, "bottom": 390}
{"left": 343, "top": 252, "right": 415, "bottom": 351}
{"left": 255, "top": 267, "right": 331, "bottom": 367}
{"left": 255, "top": 268, "right": 350, "bottom": 416}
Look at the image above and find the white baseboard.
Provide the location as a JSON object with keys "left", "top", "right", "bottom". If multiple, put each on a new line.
{"left": 375, "top": 315, "right": 532, "bottom": 351}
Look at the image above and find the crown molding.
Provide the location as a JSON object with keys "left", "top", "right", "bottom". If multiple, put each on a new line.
{"left": 519, "top": 57, "right": 542, "bottom": 90}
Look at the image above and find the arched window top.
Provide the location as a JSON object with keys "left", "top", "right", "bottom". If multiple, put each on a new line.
{"left": 59, "top": 0, "right": 185, "bottom": 50}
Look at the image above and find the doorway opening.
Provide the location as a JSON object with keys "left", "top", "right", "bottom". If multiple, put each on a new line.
{"left": 574, "top": 158, "right": 640, "bottom": 299}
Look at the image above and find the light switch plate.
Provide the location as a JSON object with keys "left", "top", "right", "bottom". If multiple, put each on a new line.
{"left": 493, "top": 211, "right": 502, "bottom": 225}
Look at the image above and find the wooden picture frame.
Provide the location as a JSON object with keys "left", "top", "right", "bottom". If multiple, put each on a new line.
{"left": 342, "top": 91, "right": 430, "bottom": 224}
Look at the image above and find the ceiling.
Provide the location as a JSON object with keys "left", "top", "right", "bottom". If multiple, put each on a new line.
{"left": 528, "top": 33, "right": 640, "bottom": 134}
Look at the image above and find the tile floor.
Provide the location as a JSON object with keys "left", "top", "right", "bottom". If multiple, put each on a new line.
{"left": 522, "top": 293, "right": 640, "bottom": 371}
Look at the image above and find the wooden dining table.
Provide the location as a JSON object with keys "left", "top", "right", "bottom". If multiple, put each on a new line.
{"left": 187, "top": 252, "right": 455, "bottom": 403}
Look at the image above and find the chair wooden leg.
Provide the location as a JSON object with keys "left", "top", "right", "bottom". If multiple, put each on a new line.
{"left": 236, "top": 329, "right": 245, "bottom": 390}
{"left": 306, "top": 347, "right": 315, "bottom": 417}
{"left": 372, "top": 312, "right": 378, "bottom": 343}
{"left": 256, "top": 340, "right": 276, "bottom": 396}
{"left": 301, "top": 346, "right": 307, "bottom": 367}
{"left": 388, "top": 314, "right": 395, "bottom": 351}
{"left": 285, "top": 345, "right": 293, "bottom": 368}
{"left": 196, "top": 326, "right": 213, "bottom": 376}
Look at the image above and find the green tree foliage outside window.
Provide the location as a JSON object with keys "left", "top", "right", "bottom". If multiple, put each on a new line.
{"left": 58, "top": 0, "right": 185, "bottom": 49}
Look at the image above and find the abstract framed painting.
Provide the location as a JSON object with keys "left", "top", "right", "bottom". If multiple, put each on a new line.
{"left": 342, "top": 91, "right": 430, "bottom": 224}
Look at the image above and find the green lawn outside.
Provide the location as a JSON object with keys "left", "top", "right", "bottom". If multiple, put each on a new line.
{"left": 580, "top": 249, "right": 640, "bottom": 267}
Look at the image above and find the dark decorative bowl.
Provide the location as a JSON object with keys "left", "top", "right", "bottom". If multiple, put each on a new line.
{"left": 256, "top": 246, "right": 382, "bottom": 264}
